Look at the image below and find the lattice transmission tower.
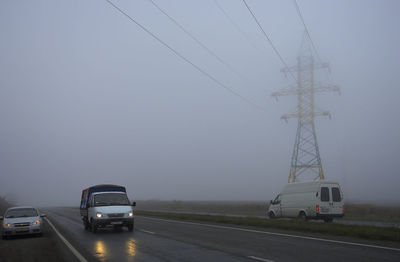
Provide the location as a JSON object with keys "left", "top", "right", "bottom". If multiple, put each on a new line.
{"left": 272, "top": 35, "right": 340, "bottom": 183}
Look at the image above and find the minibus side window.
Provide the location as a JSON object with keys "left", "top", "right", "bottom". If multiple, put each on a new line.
{"left": 321, "top": 187, "right": 330, "bottom": 202}
{"left": 332, "top": 187, "right": 341, "bottom": 202}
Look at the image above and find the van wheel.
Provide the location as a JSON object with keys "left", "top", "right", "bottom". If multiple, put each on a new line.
{"left": 91, "top": 220, "right": 97, "bottom": 233}
{"left": 268, "top": 212, "right": 275, "bottom": 219}
{"left": 127, "top": 223, "right": 134, "bottom": 232}
{"left": 299, "top": 211, "right": 307, "bottom": 221}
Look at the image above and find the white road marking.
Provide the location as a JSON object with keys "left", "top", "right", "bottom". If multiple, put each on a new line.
{"left": 139, "top": 229, "right": 156, "bottom": 234}
{"left": 139, "top": 216, "right": 400, "bottom": 252}
{"left": 44, "top": 217, "right": 88, "bottom": 262}
{"left": 248, "top": 256, "right": 275, "bottom": 262}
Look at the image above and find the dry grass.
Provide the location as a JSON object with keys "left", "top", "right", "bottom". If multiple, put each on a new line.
{"left": 136, "top": 200, "right": 400, "bottom": 221}
{"left": 136, "top": 200, "right": 268, "bottom": 216}
{"left": 344, "top": 203, "right": 400, "bottom": 222}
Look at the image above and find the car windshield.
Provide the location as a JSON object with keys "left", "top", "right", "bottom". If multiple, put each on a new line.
{"left": 5, "top": 208, "right": 38, "bottom": 218}
{"left": 94, "top": 193, "right": 130, "bottom": 206}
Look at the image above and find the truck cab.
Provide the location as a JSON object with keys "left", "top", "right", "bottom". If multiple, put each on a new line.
{"left": 80, "top": 184, "right": 136, "bottom": 233}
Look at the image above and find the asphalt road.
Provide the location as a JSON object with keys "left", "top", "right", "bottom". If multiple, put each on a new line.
{"left": 0, "top": 214, "right": 78, "bottom": 262}
{"left": 2, "top": 207, "right": 400, "bottom": 262}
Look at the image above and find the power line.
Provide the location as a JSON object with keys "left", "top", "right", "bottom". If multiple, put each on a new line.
{"left": 147, "top": 0, "right": 247, "bottom": 82}
{"left": 293, "top": 0, "right": 322, "bottom": 63}
{"left": 105, "top": 0, "right": 265, "bottom": 111}
{"left": 149, "top": 0, "right": 250, "bottom": 82}
{"left": 213, "top": 0, "right": 261, "bottom": 52}
{"left": 242, "top": 0, "right": 296, "bottom": 82}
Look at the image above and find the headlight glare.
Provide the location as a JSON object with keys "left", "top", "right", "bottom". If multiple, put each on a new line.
{"left": 96, "top": 212, "right": 103, "bottom": 218}
{"left": 128, "top": 211, "right": 133, "bottom": 217}
{"left": 3, "top": 223, "right": 12, "bottom": 228}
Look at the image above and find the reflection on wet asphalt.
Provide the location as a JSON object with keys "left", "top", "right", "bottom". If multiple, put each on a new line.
{"left": 94, "top": 237, "right": 136, "bottom": 261}
{"left": 126, "top": 238, "right": 137, "bottom": 258}
{"left": 43, "top": 207, "right": 246, "bottom": 262}
{"left": 94, "top": 240, "right": 107, "bottom": 261}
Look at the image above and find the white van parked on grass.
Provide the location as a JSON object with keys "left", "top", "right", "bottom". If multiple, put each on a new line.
{"left": 267, "top": 181, "right": 344, "bottom": 222}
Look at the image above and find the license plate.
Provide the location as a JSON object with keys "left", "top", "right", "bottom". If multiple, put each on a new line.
{"left": 111, "top": 221, "right": 123, "bottom": 225}
{"left": 321, "top": 206, "right": 330, "bottom": 213}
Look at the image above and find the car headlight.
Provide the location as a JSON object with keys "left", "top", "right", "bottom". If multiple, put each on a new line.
{"left": 128, "top": 211, "right": 133, "bottom": 217}
{"left": 2, "top": 223, "right": 12, "bottom": 228}
{"left": 32, "top": 220, "right": 41, "bottom": 225}
{"left": 96, "top": 212, "right": 103, "bottom": 218}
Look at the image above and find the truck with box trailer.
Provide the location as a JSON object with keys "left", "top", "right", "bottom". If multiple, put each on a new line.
{"left": 80, "top": 184, "right": 136, "bottom": 233}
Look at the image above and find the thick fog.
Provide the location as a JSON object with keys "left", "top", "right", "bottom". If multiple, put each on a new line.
{"left": 0, "top": 0, "right": 399, "bottom": 206}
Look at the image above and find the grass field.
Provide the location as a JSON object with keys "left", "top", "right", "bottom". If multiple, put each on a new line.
{"left": 344, "top": 203, "right": 400, "bottom": 222}
{"left": 136, "top": 200, "right": 268, "bottom": 216}
{"left": 135, "top": 200, "right": 400, "bottom": 222}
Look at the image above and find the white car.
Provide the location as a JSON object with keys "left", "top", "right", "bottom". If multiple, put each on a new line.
{"left": 1, "top": 206, "right": 46, "bottom": 239}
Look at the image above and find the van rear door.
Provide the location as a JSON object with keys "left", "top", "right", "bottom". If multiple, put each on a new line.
{"left": 319, "top": 184, "right": 343, "bottom": 215}
{"left": 330, "top": 185, "right": 343, "bottom": 215}
{"left": 319, "top": 186, "right": 331, "bottom": 214}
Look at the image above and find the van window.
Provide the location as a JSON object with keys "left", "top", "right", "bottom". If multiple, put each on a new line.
{"left": 321, "top": 187, "right": 329, "bottom": 202}
{"left": 273, "top": 195, "right": 281, "bottom": 204}
{"left": 332, "top": 187, "right": 341, "bottom": 202}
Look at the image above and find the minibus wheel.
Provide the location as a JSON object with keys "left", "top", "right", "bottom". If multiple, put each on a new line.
{"left": 91, "top": 219, "right": 97, "bottom": 233}
{"left": 84, "top": 219, "right": 90, "bottom": 230}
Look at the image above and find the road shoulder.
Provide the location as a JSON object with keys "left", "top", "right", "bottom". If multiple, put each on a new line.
{"left": 0, "top": 219, "right": 79, "bottom": 262}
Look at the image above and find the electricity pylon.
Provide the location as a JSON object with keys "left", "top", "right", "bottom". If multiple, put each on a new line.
{"left": 272, "top": 35, "right": 340, "bottom": 183}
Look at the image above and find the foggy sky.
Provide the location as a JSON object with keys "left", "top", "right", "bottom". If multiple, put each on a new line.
{"left": 0, "top": 0, "right": 399, "bottom": 206}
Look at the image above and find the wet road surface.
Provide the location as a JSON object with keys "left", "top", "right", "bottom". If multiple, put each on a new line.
{"left": 39, "top": 207, "right": 400, "bottom": 262}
